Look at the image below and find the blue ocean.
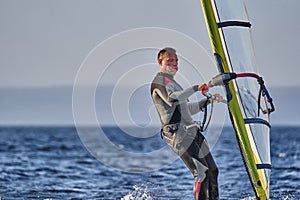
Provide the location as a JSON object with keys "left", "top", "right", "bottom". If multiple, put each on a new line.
{"left": 0, "top": 126, "right": 299, "bottom": 200}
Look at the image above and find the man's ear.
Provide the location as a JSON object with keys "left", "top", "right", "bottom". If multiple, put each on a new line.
{"left": 158, "top": 58, "right": 162, "bottom": 65}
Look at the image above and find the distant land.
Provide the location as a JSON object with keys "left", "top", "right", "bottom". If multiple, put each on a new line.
{"left": 0, "top": 86, "right": 299, "bottom": 127}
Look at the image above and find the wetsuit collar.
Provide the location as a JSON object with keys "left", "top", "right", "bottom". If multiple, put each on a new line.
{"left": 158, "top": 72, "right": 174, "bottom": 80}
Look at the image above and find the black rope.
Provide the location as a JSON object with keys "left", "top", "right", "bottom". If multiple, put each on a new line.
{"left": 200, "top": 98, "right": 212, "bottom": 132}
{"left": 257, "top": 86, "right": 262, "bottom": 117}
{"left": 257, "top": 77, "right": 266, "bottom": 116}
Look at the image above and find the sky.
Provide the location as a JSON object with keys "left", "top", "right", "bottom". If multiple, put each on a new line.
{"left": 0, "top": 0, "right": 299, "bottom": 126}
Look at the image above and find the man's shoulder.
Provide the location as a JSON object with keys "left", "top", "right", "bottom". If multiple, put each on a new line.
{"left": 152, "top": 73, "right": 174, "bottom": 87}
{"left": 151, "top": 73, "right": 169, "bottom": 94}
{"left": 152, "top": 73, "right": 163, "bottom": 84}
{"left": 152, "top": 73, "right": 173, "bottom": 84}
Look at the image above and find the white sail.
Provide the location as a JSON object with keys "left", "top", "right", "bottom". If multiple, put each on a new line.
{"left": 200, "top": 0, "right": 274, "bottom": 199}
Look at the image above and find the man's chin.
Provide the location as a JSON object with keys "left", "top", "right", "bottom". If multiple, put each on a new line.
{"left": 171, "top": 70, "right": 178, "bottom": 76}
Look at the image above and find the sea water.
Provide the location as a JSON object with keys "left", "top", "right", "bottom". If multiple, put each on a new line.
{"left": 0, "top": 126, "right": 298, "bottom": 199}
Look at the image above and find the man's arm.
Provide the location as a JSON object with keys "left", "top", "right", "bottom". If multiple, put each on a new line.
{"left": 166, "top": 84, "right": 198, "bottom": 102}
{"left": 188, "top": 99, "right": 210, "bottom": 115}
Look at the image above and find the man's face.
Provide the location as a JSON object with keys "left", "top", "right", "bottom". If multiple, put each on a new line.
{"left": 159, "top": 52, "right": 178, "bottom": 76}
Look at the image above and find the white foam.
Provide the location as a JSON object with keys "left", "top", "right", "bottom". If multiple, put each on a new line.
{"left": 121, "top": 184, "right": 155, "bottom": 200}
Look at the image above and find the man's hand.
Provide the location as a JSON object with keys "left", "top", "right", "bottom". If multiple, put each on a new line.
{"left": 212, "top": 93, "right": 223, "bottom": 103}
{"left": 198, "top": 84, "right": 209, "bottom": 93}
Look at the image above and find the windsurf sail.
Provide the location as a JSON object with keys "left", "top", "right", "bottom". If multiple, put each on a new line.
{"left": 199, "top": 0, "right": 275, "bottom": 199}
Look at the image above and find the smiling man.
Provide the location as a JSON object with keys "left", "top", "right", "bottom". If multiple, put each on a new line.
{"left": 151, "top": 47, "right": 222, "bottom": 200}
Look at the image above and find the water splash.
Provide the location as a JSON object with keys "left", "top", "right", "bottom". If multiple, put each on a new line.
{"left": 121, "top": 183, "right": 156, "bottom": 200}
{"left": 272, "top": 193, "right": 298, "bottom": 200}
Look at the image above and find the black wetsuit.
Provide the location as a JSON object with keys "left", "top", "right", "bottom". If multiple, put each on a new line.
{"left": 151, "top": 72, "right": 219, "bottom": 200}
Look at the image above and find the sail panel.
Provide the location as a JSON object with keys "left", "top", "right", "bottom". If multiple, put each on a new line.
{"left": 202, "top": 0, "right": 272, "bottom": 199}
{"left": 215, "top": 0, "right": 248, "bottom": 22}
{"left": 215, "top": 0, "right": 271, "bottom": 160}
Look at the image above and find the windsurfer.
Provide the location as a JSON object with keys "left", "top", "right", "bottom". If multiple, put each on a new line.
{"left": 151, "top": 47, "right": 222, "bottom": 200}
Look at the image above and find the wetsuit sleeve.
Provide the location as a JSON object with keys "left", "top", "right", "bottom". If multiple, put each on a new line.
{"left": 166, "top": 84, "right": 198, "bottom": 102}
{"left": 188, "top": 98, "right": 210, "bottom": 115}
